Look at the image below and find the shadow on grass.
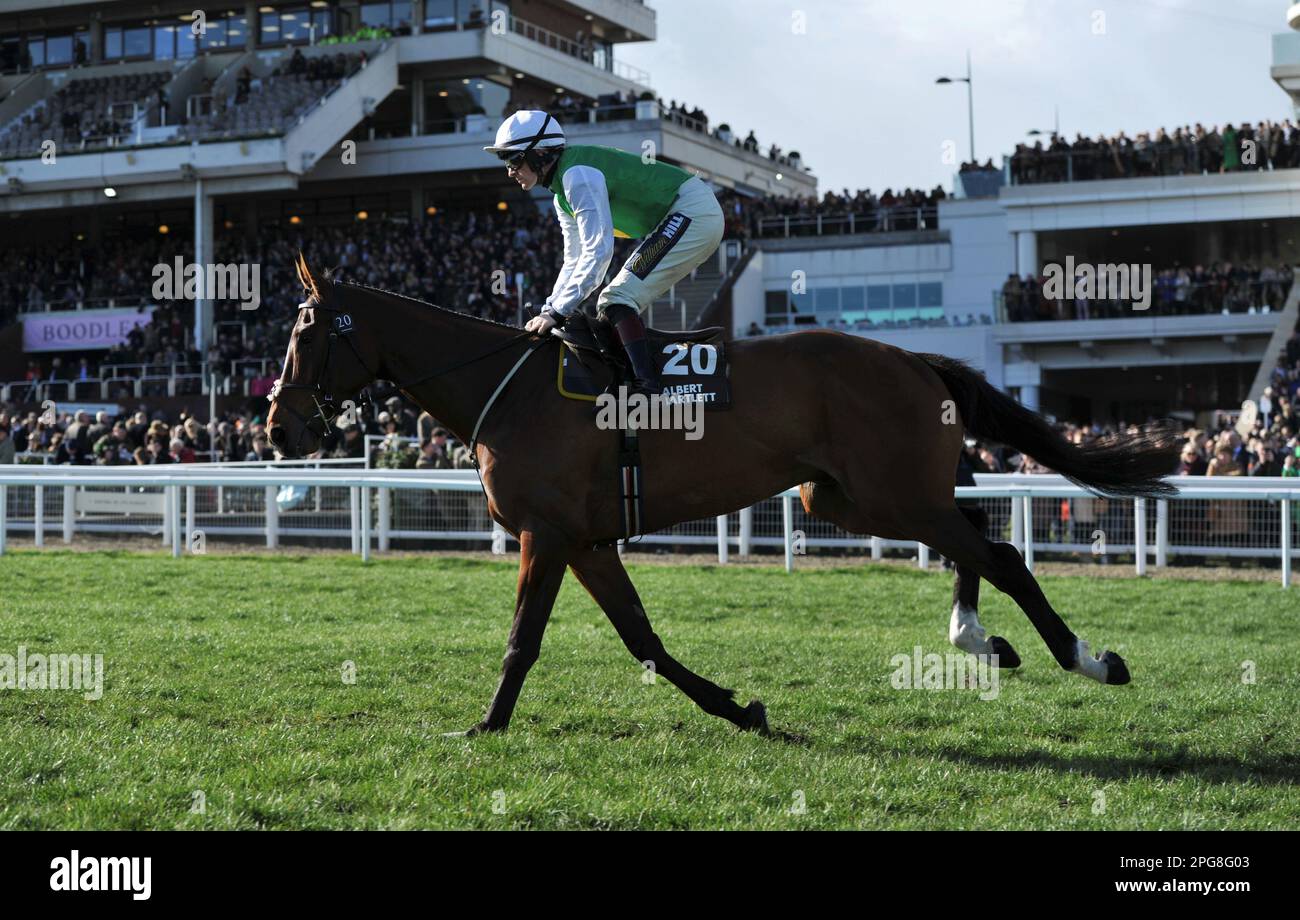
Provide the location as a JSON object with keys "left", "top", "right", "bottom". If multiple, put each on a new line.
{"left": 926, "top": 744, "right": 1300, "bottom": 787}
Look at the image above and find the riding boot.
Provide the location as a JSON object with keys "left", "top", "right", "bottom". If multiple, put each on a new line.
{"left": 613, "top": 311, "right": 663, "bottom": 396}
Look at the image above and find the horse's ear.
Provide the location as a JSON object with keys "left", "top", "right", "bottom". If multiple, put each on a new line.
{"left": 295, "top": 252, "right": 318, "bottom": 301}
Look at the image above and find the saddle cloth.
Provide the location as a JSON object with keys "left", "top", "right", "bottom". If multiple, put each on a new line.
{"left": 554, "top": 312, "right": 732, "bottom": 408}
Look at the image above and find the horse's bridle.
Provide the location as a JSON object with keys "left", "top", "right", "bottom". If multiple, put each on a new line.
{"left": 269, "top": 297, "right": 537, "bottom": 457}
{"left": 269, "top": 301, "right": 378, "bottom": 456}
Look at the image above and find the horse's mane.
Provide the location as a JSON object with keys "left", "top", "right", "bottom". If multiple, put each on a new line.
{"left": 328, "top": 275, "right": 524, "bottom": 334}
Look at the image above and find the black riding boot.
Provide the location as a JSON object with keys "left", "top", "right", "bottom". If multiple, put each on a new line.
{"left": 612, "top": 310, "right": 663, "bottom": 396}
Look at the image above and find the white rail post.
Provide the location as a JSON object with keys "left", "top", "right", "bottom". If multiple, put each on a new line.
{"left": 185, "top": 485, "right": 195, "bottom": 552}
{"left": 360, "top": 487, "right": 371, "bottom": 563}
{"left": 616, "top": 538, "right": 625, "bottom": 557}
{"left": 1155, "top": 499, "right": 1169, "bottom": 568}
{"left": 378, "top": 486, "right": 390, "bottom": 552}
{"left": 169, "top": 486, "right": 182, "bottom": 558}
{"left": 1011, "top": 495, "right": 1025, "bottom": 556}
{"left": 781, "top": 494, "right": 794, "bottom": 573}
{"left": 870, "top": 535, "right": 882, "bottom": 560}
{"left": 161, "top": 487, "right": 171, "bottom": 547}
{"left": 265, "top": 485, "right": 279, "bottom": 549}
{"left": 62, "top": 485, "right": 75, "bottom": 543}
{"left": 1022, "top": 494, "right": 1034, "bottom": 573}
{"left": 349, "top": 487, "right": 360, "bottom": 555}
{"left": 33, "top": 485, "right": 43, "bottom": 548}
{"left": 1134, "top": 498, "right": 1147, "bottom": 576}
{"left": 0, "top": 486, "right": 6, "bottom": 556}
{"left": 739, "top": 506, "right": 752, "bottom": 556}
{"left": 1282, "top": 499, "right": 1292, "bottom": 589}
{"left": 917, "top": 543, "right": 930, "bottom": 569}
{"left": 716, "top": 514, "right": 728, "bottom": 564}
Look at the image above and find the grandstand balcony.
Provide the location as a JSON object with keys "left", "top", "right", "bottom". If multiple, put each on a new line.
{"left": 308, "top": 97, "right": 814, "bottom": 197}
{"left": 0, "top": 41, "right": 400, "bottom": 212}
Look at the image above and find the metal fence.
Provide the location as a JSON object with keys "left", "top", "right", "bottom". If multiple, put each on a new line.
{"left": 0, "top": 468, "right": 1296, "bottom": 586}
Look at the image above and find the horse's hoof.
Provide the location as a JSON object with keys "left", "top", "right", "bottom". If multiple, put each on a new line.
{"left": 989, "top": 635, "right": 1021, "bottom": 669}
{"left": 1101, "top": 650, "right": 1131, "bottom": 685}
{"left": 741, "top": 700, "right": 770, "bottom": 735}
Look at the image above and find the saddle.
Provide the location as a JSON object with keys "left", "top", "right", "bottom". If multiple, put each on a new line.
{"left": 554, "top": 311, "right": 724, "bottom": 386}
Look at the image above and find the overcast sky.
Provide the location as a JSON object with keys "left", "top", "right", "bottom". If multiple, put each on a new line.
{"left": 618, "top": 0, "right": 1294, "bottom": 196}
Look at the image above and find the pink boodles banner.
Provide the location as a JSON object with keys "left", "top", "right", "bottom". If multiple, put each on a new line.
{"left": 23, "top": 307, "right": 155, "bottom": 353}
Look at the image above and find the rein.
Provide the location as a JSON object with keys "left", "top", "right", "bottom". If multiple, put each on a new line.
{"left": 270, "top": 298, "right": 542, "bottom": 460}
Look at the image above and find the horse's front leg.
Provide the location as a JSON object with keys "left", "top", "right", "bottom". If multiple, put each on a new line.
{"left": 449, "top": 529, "right": 567, "bottom": 735}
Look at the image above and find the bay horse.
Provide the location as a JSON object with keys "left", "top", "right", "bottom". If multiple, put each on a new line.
{"left": 267, "top": 255, "right": 1179, "bottom": 736}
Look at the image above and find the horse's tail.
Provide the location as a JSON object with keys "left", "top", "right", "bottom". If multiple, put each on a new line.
{"left": 917, "top": 352, "right": 1181, "bottom": 499}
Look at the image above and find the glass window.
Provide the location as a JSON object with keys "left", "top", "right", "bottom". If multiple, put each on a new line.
{"left": 866, "top": 284, "right": 891, "bottom": 323}
{"left": 27, "top": 38, "right": 44, "bottom": 68}
{"left": 391, "top": 1, "right": 413, "bottom": 31}
{"left": 199, "top": 18, "right": 226, "bottom": 49}
{"left": 154, "top": 26, "right": 176, "bottom": 60}
{"left": 892, "top": 283, "right": 918, "bottom": 322}
{"left": 46, "top": 35, "right": 73, "bottom": 66}
{"left": 261, "top": 11, "right": 281, "bottom": 40}
{"left": 424, "top": 0, "right": 457, "bottom": 28}
{"left": 765, "top": 290, "right": 788, "bottom": 324}
{"left": 281, "top": 10, "right": 311, "bottom": 43}
{"left": 841, "top": 286, "right": 866, "bottom": 323}
{"left": 918, "top": 282, "right": 942, "bottom": 307}
{"left": 124, "top": 27, "right": 151, "bottom": 57}
{"left": 361, "top": 2, "right": 391, "bottom": 27}
{"left": 312, "top": 9, "right": 333, "bottom": 39}
{"left": 176, "top": 26, "right": 197, "bottom": 58}
{"left": 813, "top": 288, "right": 839, "bottom": 315}
{"left": 226, "top": 14, "right": 247, "bottom": 45}
{"left": 789, "top": 289, "right": 812, "bottom": 318}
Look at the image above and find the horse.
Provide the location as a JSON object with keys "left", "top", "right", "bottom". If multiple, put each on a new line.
{"left": 267, "top": 255, "right": 1180, "bottom": 736}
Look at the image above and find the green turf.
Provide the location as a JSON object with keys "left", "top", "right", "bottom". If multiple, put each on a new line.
{"left": 0, "top": 550, "right": 1296, "bottom": 829}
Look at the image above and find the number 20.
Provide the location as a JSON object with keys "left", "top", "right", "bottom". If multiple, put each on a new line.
{"left": 662, "top": 344, "right": 718, "bottom": 376}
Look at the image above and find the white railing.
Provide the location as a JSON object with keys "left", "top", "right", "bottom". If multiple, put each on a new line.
{"left": 0, "top": 468, "right": 1296, "bottom": 586}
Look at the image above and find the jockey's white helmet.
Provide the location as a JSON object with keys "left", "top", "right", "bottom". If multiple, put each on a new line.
{"left": 484, "top": 110, "right": 565, "bottom": 159}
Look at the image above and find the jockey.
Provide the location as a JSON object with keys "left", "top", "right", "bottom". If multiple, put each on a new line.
{"left": 485, "top": 109, "right": 725, "bottom": 395}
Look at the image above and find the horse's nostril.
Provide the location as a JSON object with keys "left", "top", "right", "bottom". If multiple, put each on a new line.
{"left": 269, "top": 425, "right": 286, "bottom": 446}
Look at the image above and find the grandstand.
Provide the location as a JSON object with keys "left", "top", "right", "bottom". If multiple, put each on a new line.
{"left": 2, "top": 0, "right": 1299, "bottom": 523}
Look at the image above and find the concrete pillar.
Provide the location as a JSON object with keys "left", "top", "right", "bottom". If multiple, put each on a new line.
{"left": 410, "top": 187, "right": 423, "bottom": 219}
{"left": 1019, "top": 384, "right": 1040, "bottom": 412}
{"left": 411, "top": 0, "right": 424, "bottom": 35}
{"left": 246, "top": 2, "right": 258, "bottom": 49}
{"left": 194, "top": 179, "right": 215, "bottom": 354}
{"left": 410, "top": 77, "right": 423, "bottom": 137}
{"left": 1016, "top": 230, "right": 1038, "bottom": 277}
{"left": 244, "top": 199, "right": 258, "bottom": 241}
{"left": 88, "top": 20, "right": 104, "bottom": 64}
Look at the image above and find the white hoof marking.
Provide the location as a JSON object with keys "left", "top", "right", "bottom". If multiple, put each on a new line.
{"left": 949, "top": 603, "right": 994, "bottom": 656}
{"left": 1070, "top": 639, "right": 1109, "bottom": 683}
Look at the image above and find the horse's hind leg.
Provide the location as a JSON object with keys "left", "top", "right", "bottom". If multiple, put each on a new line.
{"left": 568, "top": 546, "right": 769, "bottom": 733}
{"left": 950, "top": 504, "right": 1021, "bottom": 668}
{"left": 801, "top": 482, "right": 1021, "bottom": 669}
{"left": 913, "top": 506, "right": 1130, "bottom": 685}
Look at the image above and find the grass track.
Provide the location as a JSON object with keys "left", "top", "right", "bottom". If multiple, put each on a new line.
{"left": 0, "top": 550, "right": 1296, "bottom": 829}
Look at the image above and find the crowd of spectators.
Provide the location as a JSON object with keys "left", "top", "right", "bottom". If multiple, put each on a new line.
{"left": 1010, "top": 120, "right": 1300, "bottom": 185}
{"left": 1000, "top": 262, "right": 1294, "bottom": 322}
{"left": 0, "top": 391, "right": 476, "bottom": 472}
{"left": 723, "top": 186, "right": 948, "bottom": 237}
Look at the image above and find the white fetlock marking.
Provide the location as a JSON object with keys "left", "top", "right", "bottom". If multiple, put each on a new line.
{"left": 949, "top": 602, "right": 994, "bottom": 656}
{"left": 1070, "top": 639, "right": 1109, "bottom": 683}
